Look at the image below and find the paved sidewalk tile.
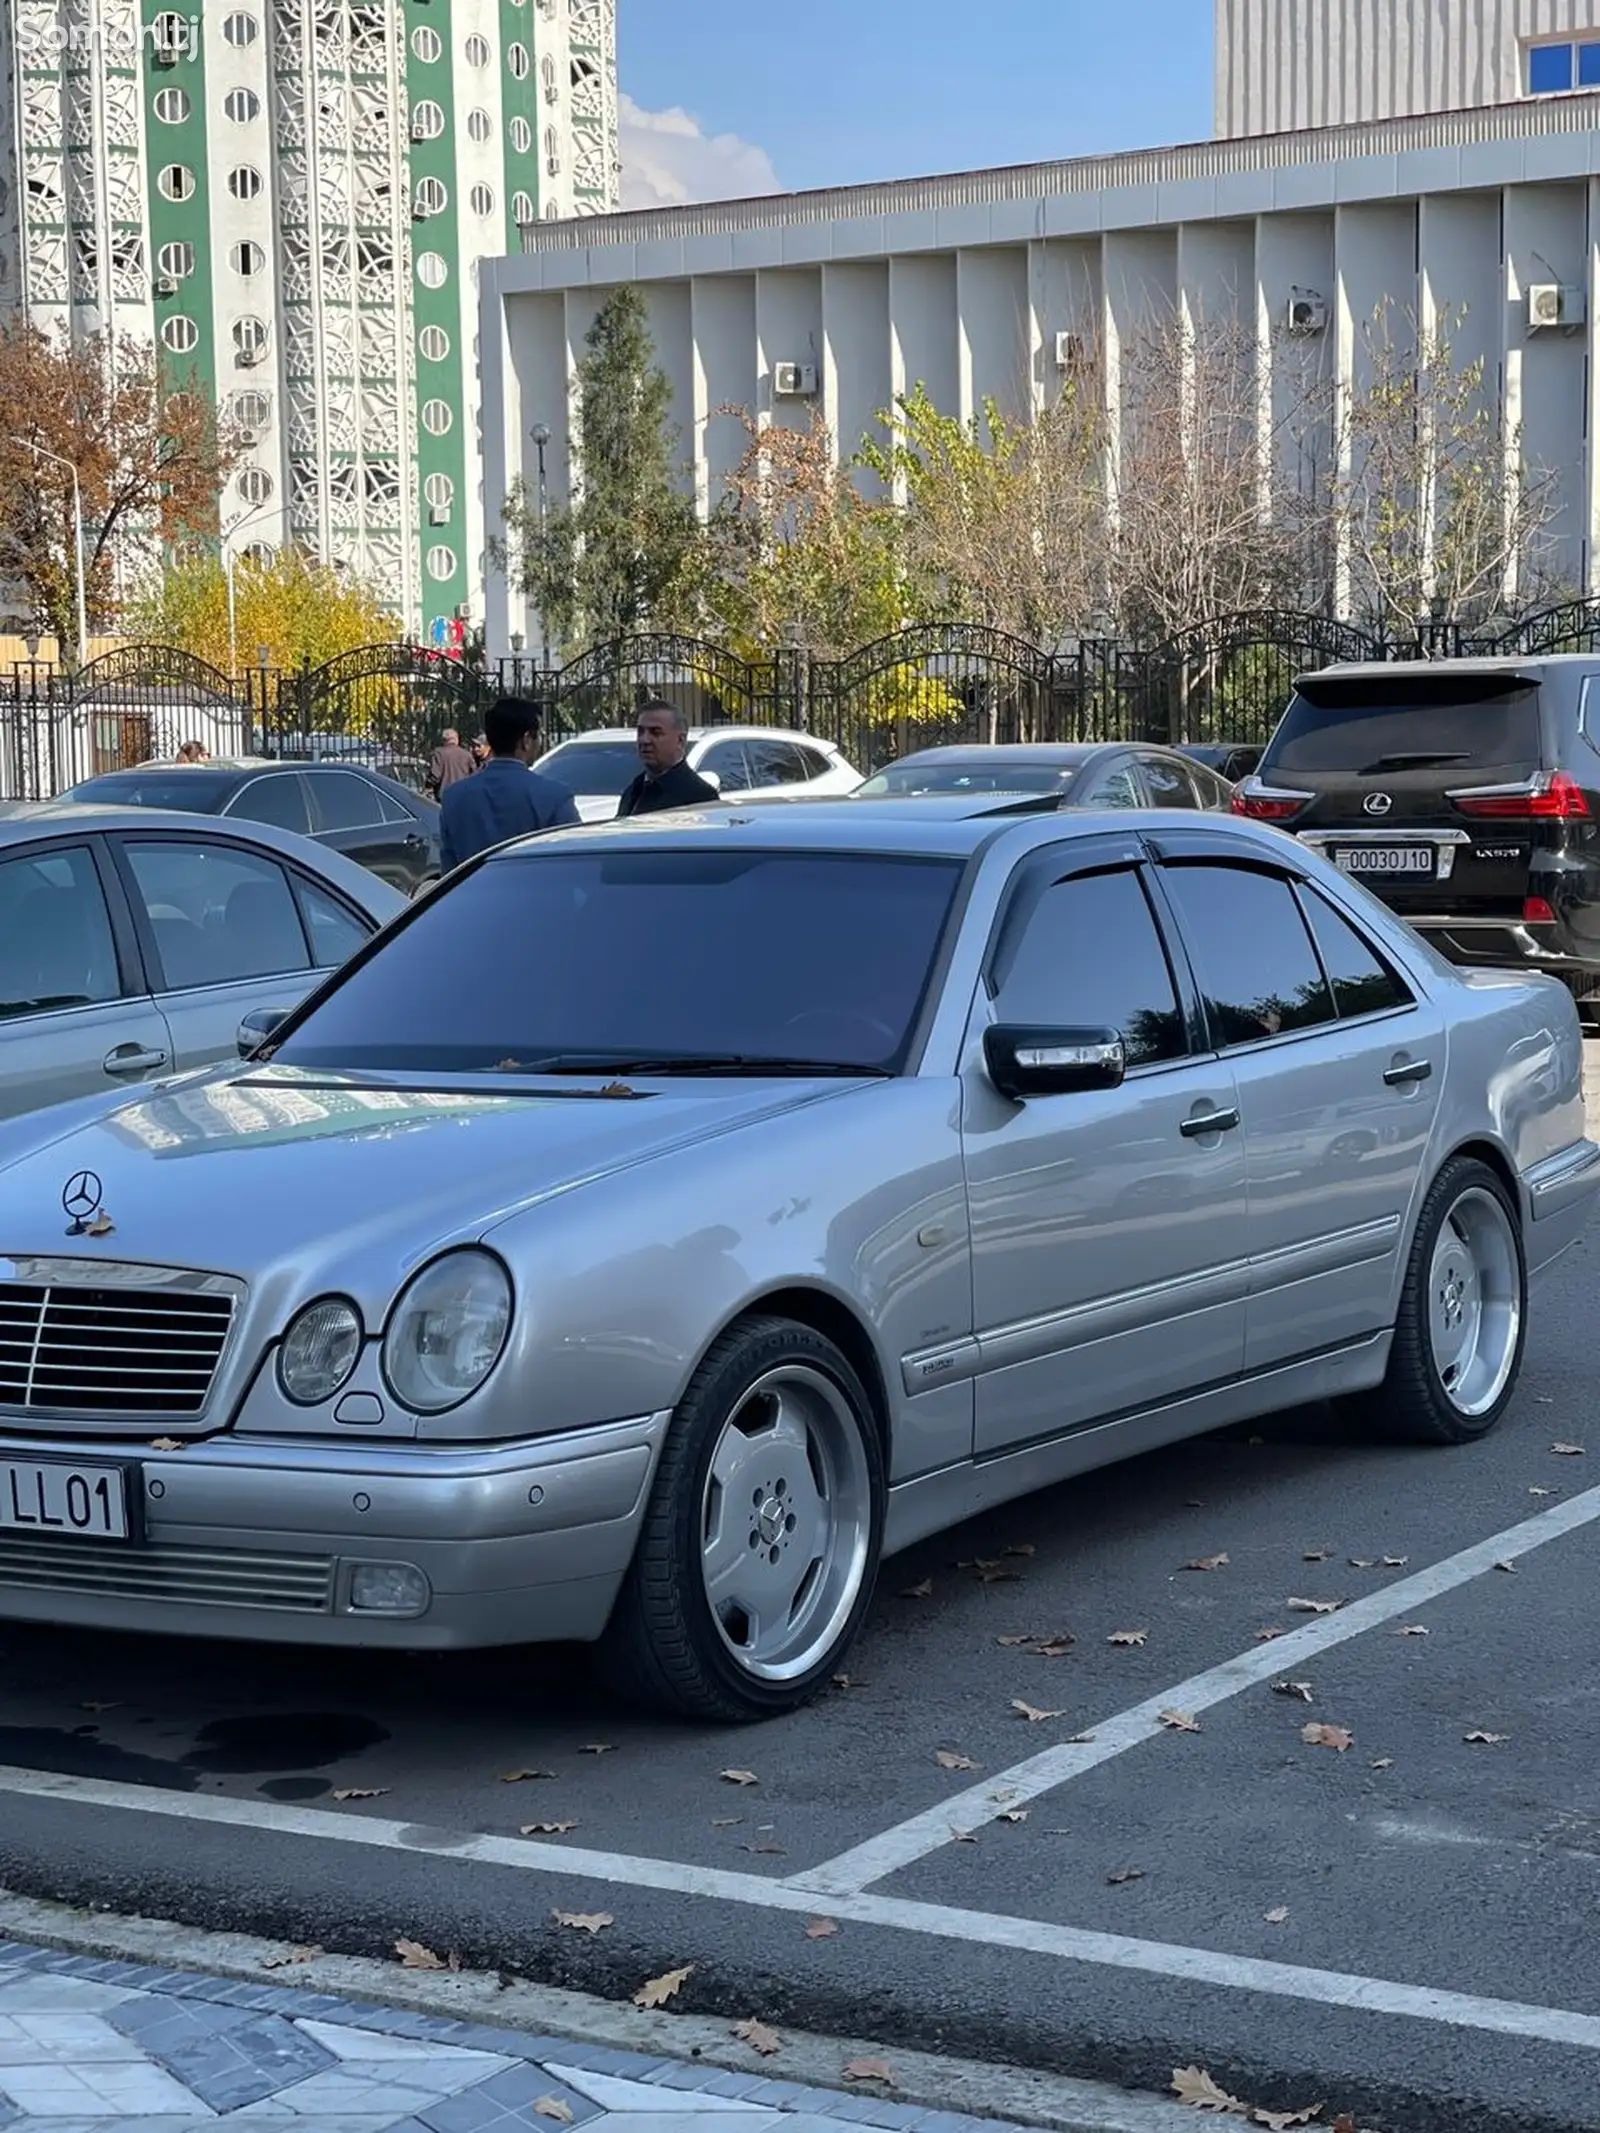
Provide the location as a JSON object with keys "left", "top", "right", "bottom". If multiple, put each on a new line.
{"left": 0, "top": 1941, "right": 1039, "bottom": 2133}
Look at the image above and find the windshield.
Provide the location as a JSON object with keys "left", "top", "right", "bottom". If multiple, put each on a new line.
{"left": 67, "top": 771, "right": 234, "bottom": 810}
{"left": 1266, "top": 677, "right": 1543, "bottom": 779}
{"left": 273, "top": 847, "right": 963, "bottom": 1075}
{"left": 858, "top": 760, "right": 1075, "bottom": 798}
{"left": 536, "top": 740, "right": 643, "bottom": 798}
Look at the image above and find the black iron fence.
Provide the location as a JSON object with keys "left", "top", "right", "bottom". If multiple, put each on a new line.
{"left": 1, "top": 601, "right": 1594, "bottom": 799}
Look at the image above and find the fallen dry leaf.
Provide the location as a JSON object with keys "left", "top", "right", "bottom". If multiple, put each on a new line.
{"left": 1464, "top": 1730, "right": 1510, "bottom": 1745}
{"left": 1382, "top": 1556, "right": 1409, "bottom": 1567}
{"left": 1370, "top": 1757, "right": 1394, "bottom": 1769}
{"left": 1184, "top": 1552, "right": 1230, "bottom": 1572}
{"left": 711, "top": 1816, "right": 741, "bottom": 1828}
{"left": 579, "top": 1743, "right": 615, "bottom": 1757}
{"left": 148, "top": 1438, "right": 182, "bottom": 1452}
{"left": 734, "top": 2017, "right": 783, "bottom": 2056}
{"left": 1264, "top": 1906, "right": 1290, "bottom": 1925}
{"left": 85, "top": 1212, "right": 115, "bottom": 1237}
{"left": 1011, "top": 1698, "right": 1065, "bottom": 1723}
{"left": 842, "top": 2058, "right": 898, "bottom": 2087}
{"left": 261, "top": 1945, "right": 322, "bottom": 1969}
{"left": 1159, "top": 1708, "right": 1202, "bottom": 1733}
{"left": 634, "top": 1963, "right": 694, "bottom": 2009}
{"left": 80, "top": 1700, "right": 119, "bottom": 1714}
{"left": 935, "top": 1749, "right": 980, "bottom": 1770}
{"left": 1302, "top": 1548, "right": 1331, "bottom": 1563}
{"left": 1108, "top": 1628, "right": 1148, "bottom": 1646}
{"left": 995, "top": 1634, "right": 1033, "bottom": 1647}
{"left": 498, "top": 1769, "right": 554, "bottom": 1785}
{"left": 520, "top": 1821, "right": 578, "bottom": 1836}
{"left": 1301, "top": 1722, "right": 1354, "bottom": 1752}
{"left": 535, "top": 2100, "right": 575, "bottom": 2124}
{"left": 1255, "top": 1627, "right": 1286, "bottom": 1641}
{"left": 720, "top": 1768, "right": 760, "bottom": 1786}
{"left": 1285, "top": 1597, "right": 1343, "bottom": 1615}
{"left": 332, "top": 1787, "right": 388, "bottom": 1802}
{"left": 804, "top": 1917, "right": 839, "bottom": 1939}
{"left": 1552, "top": 1442, "right": 1586, "bottom": 1455}
{"left": 830, "top": 1673, "right": 866, "bottom": 1692}
{"left": 1495, "top": 1558, "right": 1517, "bottom": 1573}
{"left": 1106, "top": 1866, "right": 1146, "bottom": 1885}
{"left": 1529, "top": 1485, "right": 1553, "bottom": 1496}
{"left": 899, "top": 1578, "right": 933, "bottom": 1599}
{"left": 1005, "top": 1542, "right": 1037, "bottom": 1558}
{"left": 1347, "top": 1558, "right": 1373, "bottom": 1569}
{"left": 999, "top": 1808, "right": 1030, "bottom": 1823}
{"left": 1253, "top": 2107, "right": 1323, "bottom": 2131}
{"left": 1171, "top": 2064, "right": 1248, "bottom": 2113}
{"left": 949, "top": 1825, "right": 979, "bottom": 1843}
{"left": 1332, "top": 2117, "right": 1356, "bottom": 2133}
{"left": 551, "top": 1911, "right": 612, "bottom": 1934}
{"left": 976, "top": 1564, "right": 1021, "bottom": 1583}
{"left": 744, "top": 1839, "right": 787, "bottom": 1856}
{"left": 1395, "top": 1624, "right": 1429, "bottom": 1638}
{"left": 394, "top": 1939, "right": 447, "bottom": 1971}
{"left": 1271, "top": 1680, "right": 1314, "bottom": 1704}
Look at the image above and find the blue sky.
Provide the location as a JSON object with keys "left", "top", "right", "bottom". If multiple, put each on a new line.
{"left": 617, "top": 0, "right": 1216, "bottom": 207}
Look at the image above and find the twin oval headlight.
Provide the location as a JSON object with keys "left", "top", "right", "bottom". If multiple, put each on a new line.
{"left": 276, "top": 1250, "right": 513, "bottom": 1414}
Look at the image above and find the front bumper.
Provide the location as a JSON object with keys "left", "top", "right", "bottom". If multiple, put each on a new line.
{"left": 0, "top": 1412, "right": 669, "bottom": 1648}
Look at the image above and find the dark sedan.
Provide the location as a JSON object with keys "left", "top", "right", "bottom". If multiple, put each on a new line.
{"left": 64, "top": 759, "right": 442, "bottom": 896}
{"left": 853, "top": 743, "right": 1235, "bottom": 811}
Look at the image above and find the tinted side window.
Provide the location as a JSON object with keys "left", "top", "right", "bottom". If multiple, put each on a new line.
{"left": 375, "top": 787, "right": 417, "bottom": 825}
{"left": 993, "top": 867, "right": 1187, "bottom": 1068}
{"left": 1164, "top": 864, "right": 1336, "bottom": 1047}
{"left": 310, "top": 770, "right": 389, "bottom": 831}
{"left": 296, "top": 878, "right": 372, "bottom": 969}
{"left": 123, "top": 841, "right": 311, "bottom": 988}
{"left": 1300, "top": 888, "right": 1413, "bottom": 1019}
{"left": 795, "top": 745, "right": 835, "bottom": 782}
{"left": 1077, "top": 761, "right": 1142, "bottom": 810}
{"left": 747, "top": 739, "right": 810, "bottom": 786}
{"left": 1139, "top": 755, "right": 1199, "bottom": 808}
{"left": 0, "top": 845, "right": 121, "bottom": 1017}
{"left": 699, "top": 740, "right": 754, "bottom": 792}
{"left": 224, "top": 774, "right": 311, "bottom": 835}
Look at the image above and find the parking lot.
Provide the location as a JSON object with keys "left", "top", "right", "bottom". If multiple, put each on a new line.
{"left": 0, "top": 1069, "right": 1598, "bottom": 2133}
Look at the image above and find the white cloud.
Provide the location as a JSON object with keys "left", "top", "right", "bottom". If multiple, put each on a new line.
{"left": 619, "top": 92, "right": 781, "bottom": 210}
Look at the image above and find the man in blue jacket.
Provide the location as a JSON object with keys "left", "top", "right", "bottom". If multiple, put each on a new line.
{"left": 439, "top": 698, "right": 578, "bottom": 870}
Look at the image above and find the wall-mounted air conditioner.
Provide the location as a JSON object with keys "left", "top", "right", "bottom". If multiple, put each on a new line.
{"left": 236, "top": 346, "right": 263, "bottom": 366}
{"left": 1286, "top": 294, "right": 1329, "bottom": 335}
{"left": 153, "top": 274, "right": 177, "bottom": 297}
{"left": 1054, "top": 330, "right": 1088, "bottom": 370}
{"left": 454, "top": 602, "right": 472, "bottom": 621}
{"left": 152, "top": 41, "right": 179, "bottom": 66}
{"left": 429, "top": 503, "right": 450, "bottom": 525}
{"left": 237, "top": 427, "right": 259, "bottom": 447}
{"left": 1528, "top": 283, "right": 1585, "bottom": 330}
{"left": 773, "top": 360, "right": 818, "bottom": 397}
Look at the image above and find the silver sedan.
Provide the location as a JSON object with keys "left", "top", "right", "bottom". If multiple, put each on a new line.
{"left": 0, "top": 799, "right": 1592, "bottom": 1721}
{"left": 0, "top": 804, "right": 404, "bottom": 1120}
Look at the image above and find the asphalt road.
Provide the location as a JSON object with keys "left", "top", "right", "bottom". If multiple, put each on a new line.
{"left": 2, "top": 1075, "right": 1600, "bottom": 2133}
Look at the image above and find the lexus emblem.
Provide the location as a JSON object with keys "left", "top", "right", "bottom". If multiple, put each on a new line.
{"left": 1363, "top": 792, "right": 1393, "bottom": 817}
{"left": 62, "top": 1169, "right": 104, "bottom": 1236}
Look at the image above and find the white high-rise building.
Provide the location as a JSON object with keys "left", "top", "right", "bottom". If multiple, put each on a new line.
{"left": 1216, "top": 0, "right": 1600, "bottom": 137}
{"left": 0, "top": 0, "right": 619, "bottom": 639}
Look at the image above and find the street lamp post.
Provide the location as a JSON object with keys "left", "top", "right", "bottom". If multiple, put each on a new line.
{"left": 22, "top": 439, "right": 87, "bottom": 672}
{"left": 531, "top": 421, "right": 550, "bottom": 673}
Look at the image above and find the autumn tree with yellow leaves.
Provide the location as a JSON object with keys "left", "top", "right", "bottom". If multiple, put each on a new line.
{"left": 129, "top": 546, "right": 400, "bottom": 675}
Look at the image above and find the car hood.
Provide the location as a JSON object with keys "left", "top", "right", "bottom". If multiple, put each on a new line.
{"left": 0, "top": 1063, "right": 854, "bottom": 1280}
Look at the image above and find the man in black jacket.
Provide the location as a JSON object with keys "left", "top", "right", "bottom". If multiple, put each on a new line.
{"left": 617, "top": 698, "right": 720, "bottom": 816}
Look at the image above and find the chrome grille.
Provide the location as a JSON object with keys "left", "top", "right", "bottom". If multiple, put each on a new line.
{"left": 0, "top": 1533, "right": 334, "bottom": 1611}
{"left": 0, "top": 1280, "right": 234, "bottom": 1418}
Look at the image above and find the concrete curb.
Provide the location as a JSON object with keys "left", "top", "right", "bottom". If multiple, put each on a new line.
{"left": 0, "top": 1886, "right": 1200, "bottom": 2133}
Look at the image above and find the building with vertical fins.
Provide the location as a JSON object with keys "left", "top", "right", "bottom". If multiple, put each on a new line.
{"left": 0, "top": 0, "right": 620, "bottom": 641}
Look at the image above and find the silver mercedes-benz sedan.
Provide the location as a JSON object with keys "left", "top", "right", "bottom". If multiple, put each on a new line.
{"left": 0, "top": 801, "right": 1593, "bottom": 1721}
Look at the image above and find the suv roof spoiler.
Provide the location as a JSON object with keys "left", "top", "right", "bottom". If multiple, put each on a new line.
{"left": 1292, "top": 660, "right": 1544, "bottom": 695}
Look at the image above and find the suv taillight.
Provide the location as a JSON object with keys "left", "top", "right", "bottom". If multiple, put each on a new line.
{"left": 1450, "top": 772, "right": 1590, "bottom": 820}
{"left": 1230, "top": 779, "right": 1311, "bottom": 823}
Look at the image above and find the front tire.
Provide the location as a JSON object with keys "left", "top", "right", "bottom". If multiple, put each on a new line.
{"left": 1367, "top": 1157, "right": 1526, "bottom": 1445}
{"left": 601, "top": 1316, "right": 885, "bottom": 1722}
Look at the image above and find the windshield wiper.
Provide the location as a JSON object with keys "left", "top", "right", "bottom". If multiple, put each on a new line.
{"left": 1358, "top": 751, "right": 1473, "bottom": 773}
{"left": 497, "top": 1053, "right": 893, "bottom": 1079}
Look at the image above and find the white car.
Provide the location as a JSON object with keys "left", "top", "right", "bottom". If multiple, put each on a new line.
{"left": 536, "top": 726, "right": 862, "bottom": 823}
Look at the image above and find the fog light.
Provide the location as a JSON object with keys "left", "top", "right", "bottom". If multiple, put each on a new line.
{"left": 347, "top": 1562, "right": 430, "bottom": 1615}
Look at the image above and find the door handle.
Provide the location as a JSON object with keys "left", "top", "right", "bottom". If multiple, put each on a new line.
{"left": 1383, "top": 1059, "right": 1434, "bottom": 1087}
{"left": 1180, "top": 1106, "right": 1241, "bottom": 1138}
{"left": 103, "top": 1044, "right": 168, "bottom": 1076}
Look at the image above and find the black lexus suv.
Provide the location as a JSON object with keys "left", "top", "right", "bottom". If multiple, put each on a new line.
{"left": 1232, "top": 656, "right": 1600, "bottom": 1015}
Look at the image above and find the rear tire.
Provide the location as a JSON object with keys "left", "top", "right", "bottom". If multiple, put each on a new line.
{"left": 600, "top": 1316, "right": 885, "bottom": 1722}
{"left": 1363, "top": 1157, "right": 1526, "bottom": 1446}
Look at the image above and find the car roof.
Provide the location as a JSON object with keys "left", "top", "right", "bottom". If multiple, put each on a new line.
{"left": 1297, "top": 656, "right": 1567, "bottom": 684}
{"left": 545, "top": 726, "right": 838, "bottom": 748}
{"left": 480, "top": 796, "right": 1282, "bottom": 865}
{"left": 0, "top": 802, "right": 407, "bottom": 914}
{"left": 876, "top": 743, "right": 1107, "bottom": 767}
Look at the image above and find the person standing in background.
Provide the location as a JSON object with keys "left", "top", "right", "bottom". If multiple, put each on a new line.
{"left": 617, "top": 698, "right": 719, "bottom": 817}
{"left": 425, "top": 727, "right": 476, "bottom": 798}
{"left": 439, "top": 698, "right": 578, "bottom": 871}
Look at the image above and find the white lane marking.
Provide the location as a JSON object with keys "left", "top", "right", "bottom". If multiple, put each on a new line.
{"left": 2, "top": 1764, "right": 1600, "bottom": 2054}
{"left": 797, "top": 1477, "right": 1600, "bottom": 1896}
